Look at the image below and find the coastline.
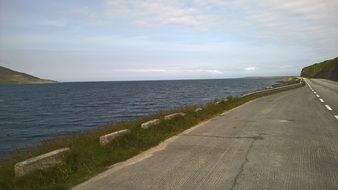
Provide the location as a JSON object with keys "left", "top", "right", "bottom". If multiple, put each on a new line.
{"left": 0, "top": 77, "right": 304, "bottom": 190}
{"left": 0, "top": 77, "right": 282, "bottom": 159}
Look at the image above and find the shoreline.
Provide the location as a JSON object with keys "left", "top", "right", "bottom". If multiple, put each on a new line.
{"left": 0, "top": 77, "right": 304, "bottom": 190}
{"left": 0, "top": 77, "right": 282, "bottom": 159}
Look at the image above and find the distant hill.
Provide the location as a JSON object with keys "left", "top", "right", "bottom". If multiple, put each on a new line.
{"left": 301, "top": 57, "right": 338, "bottom": 81}
{"left": 0, "top": 66, "right": 57, "bottom": 84}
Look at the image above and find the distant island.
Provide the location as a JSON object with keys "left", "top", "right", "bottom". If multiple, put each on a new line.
{"left": 0, "top": 66, "right": 57, "bottom": 84}
{"left": 301, "top": 57, "right": 338, "bottom": 81}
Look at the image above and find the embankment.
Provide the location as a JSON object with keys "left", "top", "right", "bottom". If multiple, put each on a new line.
{"left": 301, "top": 57, "right": 338, "bottom": 81}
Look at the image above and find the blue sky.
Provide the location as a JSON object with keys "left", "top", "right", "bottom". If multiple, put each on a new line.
{"left": 0, "top": 0, "right": 337, "bottom": 81}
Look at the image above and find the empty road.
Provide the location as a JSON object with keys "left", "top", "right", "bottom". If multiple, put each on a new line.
{"left": 305, "top": 78, "right": 338, "bottom": 120}
{"left": 74, "top": 79, "right": 338, "bottom": 190}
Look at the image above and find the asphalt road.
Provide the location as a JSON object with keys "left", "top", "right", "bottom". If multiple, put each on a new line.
{"left": 74, "top": 79, "right": 338, "bottom": 190}
{"left": 305, "top": 78, "right": 338, "bottom": 119}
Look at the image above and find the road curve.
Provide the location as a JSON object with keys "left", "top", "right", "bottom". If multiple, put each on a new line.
{"left": 305, "top": 78, "right": 338, "bottom": 119}
{"left": 74, "top": 82, "right": 338, "bottom": 190}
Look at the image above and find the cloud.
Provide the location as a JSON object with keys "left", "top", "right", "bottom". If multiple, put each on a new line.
{"left": 244, "top": 67, "right": 256, "bottom": 71}
{"left": 204, "top": 70, "right": 223, "bottom": 74}
{"left": 0, "top": 34, "right": 51, "bottom": 48}
{"left": 70, "top": 0, "right": 337, "bottom": 47}
{"left": 116, "top": 69, "right": 168, "bottom": 73}
{"left": 116, "top": 68, "right": 223, "bottom": 75}
{"left": 66, "top": 35, "right": 235, "bottom": 53}
{"left": 101, "top": 0, "right": 213, "bottom": 29}
{"left": 38, "top": 20, "right": 67, "bottom": 27}
{"left": 238, "top": 0, "right": 338, "bottom": 47}
{"left": 1, "top": 0, "right": 338, "bottom": 81}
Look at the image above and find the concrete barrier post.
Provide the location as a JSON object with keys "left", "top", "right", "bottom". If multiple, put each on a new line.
{"left": 141, "top": 119, "right": 160, "bottom": 129}
{"left": 14, "top": 147, "right": 70, "bottom": 177}
{"left": 164, "top": 113, "right": 186, "bottom": 120}
{"left": 195, "top": 108, "right": 203, "bottom": 112}
{"left": 99, "top": 129, "right": 131, "bottom": 146}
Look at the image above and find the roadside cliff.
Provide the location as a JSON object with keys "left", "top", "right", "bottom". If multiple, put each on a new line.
{"left": 0, "top": 66, "right": 57, "bottom": 84}
{"left": 301, "top": 57, "right": 338, "bottom": 81}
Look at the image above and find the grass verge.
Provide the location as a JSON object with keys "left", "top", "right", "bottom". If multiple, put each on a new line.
{"left": 0, "top": 78, "right": 304, "bottom": 190}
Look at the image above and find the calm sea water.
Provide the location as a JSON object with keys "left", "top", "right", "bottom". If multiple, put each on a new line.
{"left": 0, "top": 78, "right": 281, "bottom": 158}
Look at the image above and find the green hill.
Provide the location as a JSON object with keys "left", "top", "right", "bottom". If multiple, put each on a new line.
{"left": 0, "top": 66, "right": 57, "bottom": 84}
{"left": 301, "top": 57, "right": 338, "bottom": 81}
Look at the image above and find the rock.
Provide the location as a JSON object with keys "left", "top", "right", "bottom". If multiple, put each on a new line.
{"left": 164, "top": 113, "right": 186, "bottom": 120}
{"left": 14, "top": 147, "right": 70, "bottom": 177}
{"left": 100, "top": 129, "right": 131, "bottom": 146}
{"left": 141, "top": 119, "right": 160, "bottom": 129}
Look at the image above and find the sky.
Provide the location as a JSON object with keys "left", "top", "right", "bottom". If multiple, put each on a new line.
{"left": 0, "top": 0, "right": 337, "bottom": 82}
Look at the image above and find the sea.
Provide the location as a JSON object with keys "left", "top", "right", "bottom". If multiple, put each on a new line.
{"left": 0, "top": 77, "right": 282, "bottom": 159}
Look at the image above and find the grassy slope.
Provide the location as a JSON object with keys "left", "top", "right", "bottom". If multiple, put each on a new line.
{"left": 300, "top": 57, "right": 338, "bottom": 81}
{"left": 0, "top": 78, "right": 304, "bottom": 190}
{"left": 0, "top": 66, "right": 56, "bottom": 84}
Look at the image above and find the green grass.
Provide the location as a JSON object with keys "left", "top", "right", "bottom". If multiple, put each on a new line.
{"left": 301, "top": 57, "right": 338, "bottom": 81}
{"left": 0, "top": 66, "right": 56, "bottom": 84}
{"left": 272, "top": 77, "right": 303, "bottom": 87}
{"left": 0, "top": 78, "right": 304, "bottom": 190}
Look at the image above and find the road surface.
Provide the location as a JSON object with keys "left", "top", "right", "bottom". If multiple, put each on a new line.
{"left": 305, "top": 78, "right": 338, "bottom": 119}
{"left": 74, "top": 78, "right": 338, "bottom": 190}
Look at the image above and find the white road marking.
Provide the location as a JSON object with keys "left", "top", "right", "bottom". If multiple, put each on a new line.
{"left": 279, "top": 120, "right": 289, "bottom": 123}
{"left": 325, "top": 105, "right": 333, "bottom": 111}
{"left": 305, "top": 81, "right": 333, "bottom": 114}
{"left": 305, "top": 79, "right": 337, "bottom": 120}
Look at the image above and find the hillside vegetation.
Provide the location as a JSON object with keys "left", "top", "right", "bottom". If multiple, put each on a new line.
{"left": 0, "top": 66, "right": 56, "bottom": 84}
{"left": 301, "top": 57, "right": 338, "bottom": 81}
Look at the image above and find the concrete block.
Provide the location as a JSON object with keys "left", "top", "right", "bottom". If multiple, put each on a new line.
{"left": 195, "top": 108, "right": 203, "bottom": 112}
{"left": 164, "top": 112, "right": 186, "bottom": 120}
{"left": 100, "top": 129, "right": 131, "bottom": 146}
{"left": 14, "top": 147, "right": 70, "bottom": 177}
{"left": 141, "top": 119, "right": 160, "bottom": 129}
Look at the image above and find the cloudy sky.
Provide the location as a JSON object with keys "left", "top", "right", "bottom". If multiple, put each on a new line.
{"left": 0, "top": 0, "right": 337, "bottom": 81}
